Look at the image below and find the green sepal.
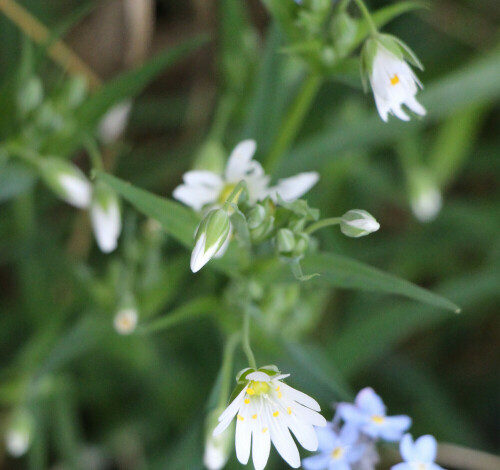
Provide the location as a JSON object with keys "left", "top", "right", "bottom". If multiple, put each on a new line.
{"left": 287, "top": 257, "right": 319, "bottom": 282}
{"left": 276, "top": 195, "right": 320, "bottom": 221}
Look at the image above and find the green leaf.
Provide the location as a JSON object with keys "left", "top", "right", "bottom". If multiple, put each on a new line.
{"left": 97, "top": 172, "right": 199, "bottom": 248}
{"left": 0, "top": 162, "right": 36, "bottom": 203}
{"left": 254, "top": 252, "right": 460, "bottom": 312}
{"left": 77, "top": 35, "right": 208, "bottom": 126}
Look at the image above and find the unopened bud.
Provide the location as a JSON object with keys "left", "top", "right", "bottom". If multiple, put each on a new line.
{"left": 40, "top": 158, "right": 92, "bottom": 209}
{"left": 340, "top": 210, "right": 380, "bottom": 238}
{"left": 203, "top": 409, "right": 233, "bottom": 470}
{"left": 277, "top": 228, "right": 296, "bottom": 254}
{"left": 409, "top": 171, "right": 442, "bottom": 222}
{"left": 17, "top": 77, "right": 43, "bottom": 115}
{"left": 293, "top": 233, "right": 310, "bottom": 257}
{"left": 91, "top": 182, "right": 122, "bottom": 253}
{"left": 191, "top": 209, "right": 231, "bottom": 273}
{"left": 99, "top": 101, "right": 132, "bottom": 144}
{"left": 5, "top": 409, "right": 34, "bottom": 457}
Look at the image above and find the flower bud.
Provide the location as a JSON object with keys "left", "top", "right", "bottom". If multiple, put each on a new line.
{"left": 191, "top": 209, "right": 231, "bottom": 273}
{"left": 340, "top": 210, "right": 380, "bottom": 238}
{"left": 203, "top": 408, "right": 233, "bottom": 470}
{"left": 248, "top": 204, "right": 274, "bottom": 242}
{"left": 113, "top": 308, "right": 138, "bottom": 335}
{"left": 276, "top": 228, "right": 296, "bottom": 254}
{"left": 293, "top": 233, "right": 310, "bottom": 257}
{"left": 99, "top": 101, "right": 132, "bottom": 144}
{"left": 40, "top": 158, "right": 92, "bottom": 209}
{"left": 409, "top": 171, "right": 442, "bottom": 222}
{"left": 247, "top": 205, "right": 266, "bottom": 230}
{"left": 91, "top": 181, "right": 122, "bottom": 253}
{"left": 17, "top": 77, "right": 43, "bottom": 115}
{"left": 5, "top": 409, "right": 34, "bottom": 457}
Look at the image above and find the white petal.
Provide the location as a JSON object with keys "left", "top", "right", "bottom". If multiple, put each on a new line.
{"left": 267, "top": 402, "right": 301, "bottom": 468}
{"left": 281, "top": 383, "right": 321, "bottom": 411}
{"left": 216, "top": 387, "right": 248, "bottom": 427}
{"left": 91, "top": 198, "right": 121, "bottom": 253}
{"left": 173, "top": 184, "right": 220, "bottom": 211}
{"left": 183, "top": 170, "right": 223, "bottom": 189}
{"left": 99, "top": 101, "right": 132, "bottom": 143}
{"left": 268, "top": 172, "right": 319, "bottom": 202}
{"left": 225, "top": 140, "right": 257, "bottom": 181}
{"left": 59, "top": 174, "right": 92, "bottom": 208}
{"left": 405, "top": 95, "right": 426, "bottom": 117}
{"left": 287, "top": 416, "right": 318, "bottom": 451}
{"left": 190, "top": 231, "right": 226, "bottom": 273}
{"left": 235, "top": 404, "right": 252, "bottom": 465}
{"left": 252, "top": 407, "right": 271, "bottom": 470}
{"left": 203, "top": 440, "right": 227, "bottom": 470}
{"left": 247, "top": 371, "right": 272, "bottom": 382}
{"left": 289, "top": 401, "right": 326, "bottom": 428}
{"left": 391, "top": 103, "right": 410, "bottom": 121}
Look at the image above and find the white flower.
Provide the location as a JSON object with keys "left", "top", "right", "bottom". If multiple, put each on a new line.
{"left": 302, "top": 424, "right": 366, "bottom": 470}
{"left": 340, "top": 210, "right": 380, "bottom": 238}
{"left": 91, "top": 182, "right": 122, "bottom": 253}
{"left": 411, "top": 186, "right": 442, "bottom": 223}
{"left": 40, "top": 158, "right": 92, "bottom": 209}
{"left": 173, "top": 140, "right": 319, "bottom": 211}
{"left": 113, "top": 308, "right": 138, "bottom": 335}
{"left": 191, "top": 208, "right": 231, "bottom": 272}
{"left": 5, "top": 409, "right": 34, "bottom": 457}
{"left": 337, "top": 387, "right": 411, "bottom": 442}
{"left": 392, "top": 434, "right": 445, "bottom": 470}
{"left": 213, "top": 367, "right": 326, "bottom": 470}
{"left": 99, "top": 100, "right": 132, "bottom": 143}
{"left": 362, "top": 36, "right": 426, "bottom": 122}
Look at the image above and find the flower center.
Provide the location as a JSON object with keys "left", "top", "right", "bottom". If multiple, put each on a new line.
{"left": 218, "top": 183, "right": 242, "bottom": 205}
{"left": 390, "top": 74, "right": 400, "bottom": 86}
{"left": 371, "top": 415, "right": 385, "bottom": 424}
{"left": 331, "top": 447, "right": 344, "bottom": 460}
{"left": 247, "top": 381, "right": 270, "bottom": 396}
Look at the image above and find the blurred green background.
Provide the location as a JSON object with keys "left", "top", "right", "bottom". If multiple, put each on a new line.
{"left": 0, "top": 0, "right": 499, "bottom": 469}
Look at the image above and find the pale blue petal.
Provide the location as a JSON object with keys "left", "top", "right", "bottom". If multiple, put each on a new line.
{"left": 400, "top": 434, "right": 417, "bottom": 462}
{"left": 338, "top": 404, "right": 365, "bottom": 425}
{"left": 339, "top": 424, "right": 359, "bottom": 445}
{"left": 303, "top": 453, "right": 331, "bottom": 470}
{"left": 391, "top": 463, "right": 412, "bottom": 470}
{"left": 346, "top": 443, "right": 366, "bottom": 463}
{"left": 316, "top": 425, "right": 337, "bottom": 451}
{"left": 355, "top": 388, "right": 386, "bottom": 415}
{"left": 329, "top": 460, "right": 351, "bottom": 470}
{"left": 414, "top": 435, "right": 437, "bottom": 463}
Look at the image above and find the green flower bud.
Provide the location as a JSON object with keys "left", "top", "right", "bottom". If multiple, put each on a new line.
{"left": 203, "top": 408, "right": 234, "bottom": 470}
{"left": 340, "top": 210, "right": 380, "bottom": 238}
{"left": 277, "top": 228, "right": 296, "bottom": 254}
{"left": 191, "top": 209, "right": 231, "bottom": 273}
{"left": 39, "top": 158, "right": 92, "bottom": 209}
{"left": 293, "top": 233, "right": 310, "bottom": 257}
{"left": 91, "top": 182, "right": 122, "bottom": 253}
{"left": 17, "top": 77, "right": 43, "bottom": 115}
{"left": 5, "top": 409, "right": 34, "bottom": 457}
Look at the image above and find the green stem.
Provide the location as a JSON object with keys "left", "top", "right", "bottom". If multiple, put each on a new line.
{"left": 223, "top": 180, "right": 247, "bottom": 208}
{"left": 353, "top": 0, "right": 378, "bottom": 35}
{"left": 265, "top": 73, "right": 322, "bottom": 174}
{"left": 218, "top": 333, "right": 241, "bottom": 408}
{"left": 5, "top": 143, "right": 40, "bottom": 167}
{"left": 242, "top": 308, "right": 257, "bottom": 370}
{"left": 305, "top": 217, "right": 342, "bottom": 235}
{"left": 83, "top": 137, "right": 104, "bottom": 172}
{"left": 339, "top": 0, "right": 352, "bottom": 11}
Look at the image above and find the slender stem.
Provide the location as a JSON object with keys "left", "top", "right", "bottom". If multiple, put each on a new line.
{"left": 352, "top": 0, "right": 378, "bottom": 35}
{"left": 83, "top": 137, "right": 104, "bottom": 172}
{"left": 265, "top": 73, "right": 322, "bottom": 174}
{"left": 217, "top": 333, "right": 241, "bottom": 408}
{"left": 339, "top": 0, "right": 352, "bottom": 11}
{"left": 0, "top": 0, "right": 101, "bottom": 90}
{"left": 305, "top": 217, "right": 342, "bottom": 235}
{"left": 242, "top": 308, "right": 257, "bottom": 370}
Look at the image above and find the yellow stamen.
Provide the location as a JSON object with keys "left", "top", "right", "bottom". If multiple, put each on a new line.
{"left": 237, "top": 415, "right": 245, "bottom": 421}
{"left": 390, "top": 74, "right": 400, "bottom": 86}
{"left": 246, "top": 388, "right": 255, "bottom": 396}
{"left": 277, "top": 392, "right": 283, "bottom": 399}
{"left": 371, "top": 415, "right": 385, "bottom": 424}
{"left": 262, "top": 427, "right": 268, "bottom": 433}
{"left": 244, "top": 398, "right": 250, "bottom": 404}
{"left": 287, "top": 407, "right": 292, "bottom": 415}
{"left": 273, "top": 411, "right": 279, "bottom": 417}
{"left": 276, "top": 386, "right": 280, "bottom": 391}
{"left": 332, "top": 447, "right": 344, "bottom": 459}
{"left": 252, "top": 414, "right": 257, "bottom": 420}
{"left": 250, "top": 381, "right": 270, "bottom": 396}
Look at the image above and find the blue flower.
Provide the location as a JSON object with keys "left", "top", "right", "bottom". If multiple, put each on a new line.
{"left": 392, "top": 434, "right": 445, "bottom": 470}
{"left": 302, "top": 424, "right": 365, "bottom": 470}
{"left": 337, "top": 388, "right": 411, "bottom": 442}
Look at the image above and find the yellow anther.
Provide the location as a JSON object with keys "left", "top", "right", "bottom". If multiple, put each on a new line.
{"left": 287, "top": 407, "right": 292, "bottom": 415}
{"left": 244, "top": 398, "right": 250, "bottom": 404}
{"left": 237, "top": 415, "right": 245, "bottom": 421}
{"left": 371, "top": 415, "right": 385, "bottom": 424}
{"left": 275, "top": 386, "right": 280, "bottom": 391}
{"left": 273, "top": 411, "right": 279, "bottom": 417}
{"left": 277, "top": 392, "right": 283, "bottom": 399}
{"left": 332, "top": 447, "right": 344, "bottom": 459}
{"left": 390, "top": 74, "right": 400, "bottom": 86}
{"left": 252, "top": 414, "right": 257, "bottom": 420}
{"left": 262, "top": 427, "right": 268, "bottom": 433}
{"left": 246, "top": 388, "right": 255, "bottom": 396}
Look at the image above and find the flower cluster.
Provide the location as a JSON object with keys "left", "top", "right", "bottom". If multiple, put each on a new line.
{"left": 174, "top": 140, "right": 379, "bottom": 276}
{"left": 303, "top": 388, "right": 445, "bottom": 470}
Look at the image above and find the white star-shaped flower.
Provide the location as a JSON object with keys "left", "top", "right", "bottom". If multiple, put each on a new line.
{"left": 173, "top": 140, "right": 319, "bottom": 211}
{"left": 213, "top": 368, "right": 326, "bottom": 470}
